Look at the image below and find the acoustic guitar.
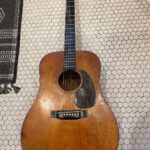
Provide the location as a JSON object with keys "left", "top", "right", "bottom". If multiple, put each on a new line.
{"left": 21, "top": 0, "right": 119, "bottom": 149}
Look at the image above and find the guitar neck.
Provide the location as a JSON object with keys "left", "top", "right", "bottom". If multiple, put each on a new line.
{"left": 64, "top": 0, "right": 76, "bottom": 70}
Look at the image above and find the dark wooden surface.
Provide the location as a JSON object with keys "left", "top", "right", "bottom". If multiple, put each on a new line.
{"left": 21, "top": 51, "right": 119, "bottom": 150}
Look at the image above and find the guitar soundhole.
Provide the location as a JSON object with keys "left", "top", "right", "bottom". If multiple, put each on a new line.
{"left": 58, "top": 70, "right": 81, "bottom": 91}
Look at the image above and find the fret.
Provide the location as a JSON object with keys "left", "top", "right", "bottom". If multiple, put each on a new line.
{"left": 66, "top": 20, "right": 75, "bottom": 22}
{"left": 64, "top": 66, "right": 76, "bottom": 67}
{"left": 66, "top": 17, "right": 75, "bottom": 20}
{"left": 64, "top": 60, "right": 76, "bottom": 61}
{"left": 65, "top": 43, "right": 75, "bottom": 45}
{"left": 66, "top": 16, "right": 74, "bottom": 19}
{"left": 66, "top": 10, "right": 74, "bottom": 13}
{"left": 65, "top": 31, "right": 75, "bottom": 34}
{"left": 64, "top": 65, "right": 76, "bottom": 68}
{"left": 66, "top": 22, "right": 75, "bottom": 25}
{"left": 64, "top": 51, "right": 76, "bottom": 53}
{"left": 65, "top": 45, "right": 75, "bottom": 47}
{"left": 64, "top": 67, "right": 76, "bottom": 69}
{"left": 64, "top": 59, "right": 76, "bottom": 61}
{"left": 64, "top": 58, "right": 76, "bottom": 59}
{"left": 65, "top": 49, "right": 76, "bottom": 51}
{"left": 64, "top": 50, "right": 75, "bottom": 51}
{"left": 66, "top": 20, "right": 75, "bottom": 23}
{"left": 66, "top": 18, "right": 74, "bottom": 21}
{"left": 68, "top": 15, "right": 75, "bottom": 17}
{"left": 65, "top": 45, "right": 75, "bottom": 48}
{"left": 65, "top": 38, "right": 75, "bottom": 40}
{"left": 66, "top": 22, "right": 75, "bottom": 24}
{"left": 65, "top": 42, "right": 76, "bottom": 44}
{"left": 66, "top": 1, "right": 74, "bottom": 4}
{"left": 65, "top": 35, "right": 75, "bottom": 38}
{"left": 67, "top": 31, "right": 75, "bottom": 35}
{"left": 65, "top": 34, "right": 75, "bottom": 37}
{"left": 66, "top": 24, "right": 75, "bottom": 26}
{"left": 64, "top": 47, "right": 76, "bottom": 49}
{"left": 65, "top": 42, "right": 75, "bottom": 45}
{"left": 67, "top": 6, "right": 75, "bottom": 8}
{"left": 64, "top": 48, "right": 76, "bottom": 50}
{"left": 67, "top": 0, "right": 74, "bottom": 2}
{"left": 65, "top": 40, "right": 75, "bottom": 42}
{"left": 64, "top": 58, "right": 76, "bottom": 60}
{"left": 65, "top": 47, "right": 76, "bottom": 49}
{"left": 64, "top": 54, "right": 76, "bottom": 56}
{"left": 65, "top": 41, "right": 75, "bottom": 44}
{"left": 64, "top": 57, "right": 76, "bottom": 59}
{"left": 66, "top": 13, "right": 75, "bottom": 16}
{"left": 64, "top": 61, "right": 75, "bottom": 63}
{"left": 64, "top": 61, "right": 76, "bottom": 62}
{"left": 64, "top": 53, "right": 76, "bottom": 55}
{"left": 64, "top": 61, "right": 76, "bottom": 63}
{"left": 64, "top": 63, "right": 76, "bottom": 64}
{"left": 65, "top": 30, "right": 75, "bottom": 33}
{"left": 66, "top": 30, "right": 75, "bottom": 32}
{"left": 66, "top": 20, "right": 74, "bottom": 23}
{"left": 66, "top": 26, "right": 75, "bottom": 29}
{"left": 66, "top": 27, "right": 74, "bottom": 30}
{"left": 65, "top": 54, "right": 76, "bottom": 56}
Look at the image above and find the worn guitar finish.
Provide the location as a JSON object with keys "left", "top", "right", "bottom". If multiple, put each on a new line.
{"left": 21, "top": 0, "right": 119, "bottom": 149}
{"left": 21, "top": 51, "right": 119, "bottom": 150}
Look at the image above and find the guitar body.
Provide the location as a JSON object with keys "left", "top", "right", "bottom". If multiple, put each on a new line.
{"left": 21, "top": 51, "right": 119, "bottom": 150}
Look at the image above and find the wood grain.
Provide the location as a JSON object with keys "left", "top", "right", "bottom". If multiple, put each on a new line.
{"left": 21, "top": 51, "right": 119, "bottom": 150}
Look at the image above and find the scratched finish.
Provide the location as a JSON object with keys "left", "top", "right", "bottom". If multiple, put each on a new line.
{"left": 75, "top": 70, "right": 96, "bottom": 109}
{"left": 21, "top": 51, "right": 119, "bottom": 150}
{"left": 0, "top": 0, "right": 150, "bottom": 150}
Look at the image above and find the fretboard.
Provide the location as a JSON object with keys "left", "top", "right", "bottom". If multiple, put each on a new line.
{"left": 64, "top": 0, "right": 76, "bottom": 70}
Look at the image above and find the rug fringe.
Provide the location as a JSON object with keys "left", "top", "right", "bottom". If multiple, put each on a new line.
{"left": 0, "top": 83, "right": 21, "bottom": 94}
{"left": 11, "top": 84, "right": 21, "bottom": 94}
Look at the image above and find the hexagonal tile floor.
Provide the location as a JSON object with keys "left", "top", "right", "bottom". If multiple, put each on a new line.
{"left": 0, "top": 0, "right": 150, "bottom": 150}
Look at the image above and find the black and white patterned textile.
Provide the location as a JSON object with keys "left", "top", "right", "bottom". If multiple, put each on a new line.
{"left": 0, "top": 0, "right": 23, "bottom": 94}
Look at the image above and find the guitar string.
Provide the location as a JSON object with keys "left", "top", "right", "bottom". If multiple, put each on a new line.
{"left": 74, "top": 0, "right": 82, "bottom": 147}
{"left": 68, "top": 0, "right": 77, "bottom": 111}
{"left": 62, "top": 1, "right": 68, "bottom": 145}
{"left": 73, "top": 0, "right": 82, "bottom": 147}
{"left": 62, "top": 0, "right": 71, "bottom": 145}
{"left": 65, "top": 0, "right": 74, "bottom": 131}
{"left": 71, "top": 0, "right": 82, "bottom": 147}
{"left": 68, "top": 0, "right": 73, "bottom": 111}
{"left": 66, "top": 1, "right": 74, "bottom": 145}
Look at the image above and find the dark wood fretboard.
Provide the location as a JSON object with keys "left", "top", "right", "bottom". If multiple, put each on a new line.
{"left": 64, "top": 0, "right": 76, "bottom": 70}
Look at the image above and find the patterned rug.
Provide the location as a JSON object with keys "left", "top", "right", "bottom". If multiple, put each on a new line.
{"left": 0, "top": 0, "right": 23, "bottom": 94}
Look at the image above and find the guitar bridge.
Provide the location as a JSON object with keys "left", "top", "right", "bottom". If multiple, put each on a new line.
{"left": 51, "top": 110, "right": 88, "bottom": 120}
